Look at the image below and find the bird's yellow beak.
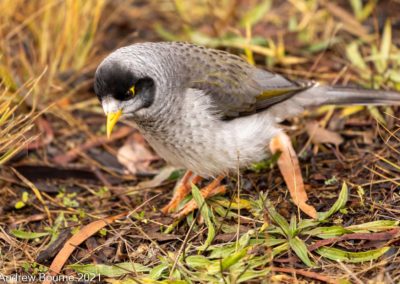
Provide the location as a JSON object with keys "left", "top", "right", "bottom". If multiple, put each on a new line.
{"left": 106, "top": 109, "right": 122, "bottom": 138}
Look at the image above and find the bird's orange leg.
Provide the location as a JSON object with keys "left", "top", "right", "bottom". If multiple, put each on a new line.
{"left": 173, "top": 175, "right": 226, "bottom": 218}
{"left": 161, "top": 171, "right": 202, "bottom": 214}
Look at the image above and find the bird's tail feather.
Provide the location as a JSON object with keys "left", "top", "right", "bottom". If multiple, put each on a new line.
{"left": 311, "top": 85, "right": 400, "bottom": 106}
{"left": 267, "top": 84, "right": 400, "bottom": 121}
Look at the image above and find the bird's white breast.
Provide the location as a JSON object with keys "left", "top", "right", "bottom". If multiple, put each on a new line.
{"left": 138, "top": 89, "right": 282, "bottom": 177}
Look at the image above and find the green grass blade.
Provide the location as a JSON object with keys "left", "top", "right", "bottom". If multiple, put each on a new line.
{"left": 367, "top": 106, "right": 386, "bottom": 125}
{"left": 272, "top": 242, "right": 289, "bottom": 257}
{"left": 379, "top": 19, "right": 392, "bottom": 72}
{"left": 185, "top": 255, "right": 212, "bottom": 270}
{"left": 297, "top": 219, "right": 320, "bottom": 231}
{"left": 191, "top": 184, "right": 215, "bottom": 251}
{"left": 346, "top": 220, "right": 399, "bottom": 232}
{"left": 346, "top": 42, "right": 369, "bottom": 72}
{"left": 11, "top": 229, "right": 49, "bottom": 239}
{"left": 221, "top": 248, "right": 248, "bottom": 271}
{"left": 238, "top": 268, "right": 272, "bottom": 282}
{"left": 303, "top": 226, "right": 352, "bottom": 239}
{"left": 318, "top": 182, "right": 348, "bottom": 221}
{"left": 267, "top": 205, "right": 290, "bottom": 237}
{"left": 316, "top": 246, "right": 390, "bottom": 263}
{"left": 240, "top": 0, "right": 272, "bottom": 27}
{"left": 289, "top": 237, "right": 315, "bottom": 267}
{"left": 149, "top": 263, "right": 169, "bottom": 280}
{"left": 68, "top": 262, "right": 150, "bottom": 277}
{"left": 289, "top": 215, "right": 297, "bottom": 237}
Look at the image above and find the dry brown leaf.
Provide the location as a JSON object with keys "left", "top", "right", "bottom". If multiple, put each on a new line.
{"left": 42, "top": 212, "right": 127, "bottom": 284}
{"left": 306, "top": 121, "right": 343, "bottom": 146}
{"left": 117, "top": 133, "right": 158, "bottom": 174}
{"left": 270, "top": 132, "right": 317, "bottom": 219}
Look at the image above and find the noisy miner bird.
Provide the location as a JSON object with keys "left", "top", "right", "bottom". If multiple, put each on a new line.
{"left": 95, "top": 41, "right": 400, "bottom": 217}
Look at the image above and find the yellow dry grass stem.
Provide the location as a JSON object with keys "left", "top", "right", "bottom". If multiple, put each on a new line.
{"left": 0, "top": 0, "right": 105, "bottom": 96}
{"left": 0, "top": 89, "right": 35, "bottom": 165}
{"left": 0, "top": 0, "right": 106, "bottom": 164}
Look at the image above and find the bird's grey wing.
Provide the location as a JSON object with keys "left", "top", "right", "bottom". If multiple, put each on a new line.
{"left": 180, "top": 45, "right": 309, "bottom": 118}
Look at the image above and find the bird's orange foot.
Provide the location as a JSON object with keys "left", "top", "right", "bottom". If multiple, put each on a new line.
{"left": 173, "top": 175, "right": 226, "bottom": 219}
{"left": 161, "top": 171, "right": 202, "bottom": 214}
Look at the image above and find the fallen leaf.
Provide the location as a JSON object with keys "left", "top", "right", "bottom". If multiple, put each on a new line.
{"left": 270, "top": 132, "right": 317, "bottom": 219}
{"left": 42, "top": 212, "right": 127, "bottom": 284}
{"left": 117, "top": 133, "right": 158, "bottom": 174}
{"left": 305, "top": 121, "right": 343, "bottom": 146}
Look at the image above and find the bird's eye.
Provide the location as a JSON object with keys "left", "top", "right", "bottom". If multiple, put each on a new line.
{"left": 129, "top": 85, "right": 135, "bottom": 96}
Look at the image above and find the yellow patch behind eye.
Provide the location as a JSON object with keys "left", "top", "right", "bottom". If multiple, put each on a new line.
{"left": 129, "top": 85, "right": 135, "bottom": 96}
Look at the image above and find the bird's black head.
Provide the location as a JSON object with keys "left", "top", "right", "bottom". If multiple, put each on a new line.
{"left": 94, "top": 62, "right": 156, "bottom": 116}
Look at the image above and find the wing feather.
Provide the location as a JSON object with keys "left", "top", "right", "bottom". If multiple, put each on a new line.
{"left": 167, "top": 42, "right": 312, "bottom": 118}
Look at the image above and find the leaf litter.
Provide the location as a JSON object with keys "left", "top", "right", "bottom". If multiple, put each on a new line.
{"left": 1, "top": 1, "right": 400, "bottom": 283}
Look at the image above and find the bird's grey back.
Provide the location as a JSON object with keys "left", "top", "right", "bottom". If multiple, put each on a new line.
{"left": 107, "top": 42, "right": 300, "bottom": 117}
{"left": 102, "top": 42, "right": 400, "bottom": 122}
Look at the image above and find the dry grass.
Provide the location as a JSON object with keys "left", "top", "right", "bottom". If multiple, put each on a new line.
{"left": 0, "top": 0, "right": 106, "bottom": 162}
{"left": 1, "top": 0, "right": 400, "bottom": 283}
